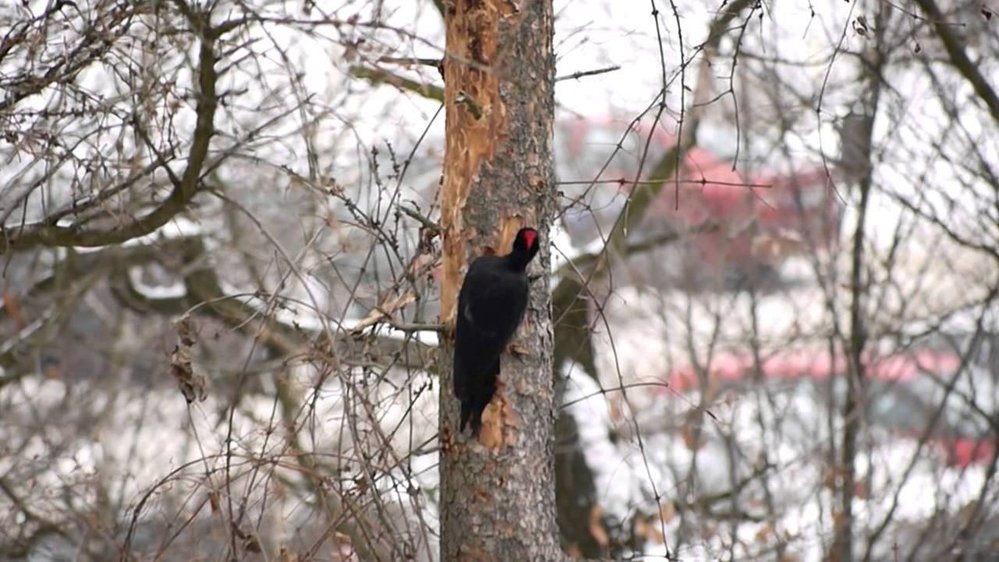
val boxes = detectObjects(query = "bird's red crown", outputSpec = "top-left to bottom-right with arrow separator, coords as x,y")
520,228 -> 537,250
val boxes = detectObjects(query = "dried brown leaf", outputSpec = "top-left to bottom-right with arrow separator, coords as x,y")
633,513 -> 665,543
170,314 -> 207,403
589,505 -> 610,547
2,283 -> 25,329
350,290 -> 417,334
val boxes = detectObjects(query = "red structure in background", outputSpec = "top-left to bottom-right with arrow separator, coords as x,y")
663,348 -> 994,468
556,118 -> 993,467
556,118 -> 842,278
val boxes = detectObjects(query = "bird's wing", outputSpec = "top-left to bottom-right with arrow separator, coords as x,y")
457,258 -> 506,330
460,260 -> 528,344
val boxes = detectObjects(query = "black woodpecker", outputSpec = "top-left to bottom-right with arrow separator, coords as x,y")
452,227 -> 540,435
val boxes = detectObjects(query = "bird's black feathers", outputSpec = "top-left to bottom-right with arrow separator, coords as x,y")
453,227 -> 540,435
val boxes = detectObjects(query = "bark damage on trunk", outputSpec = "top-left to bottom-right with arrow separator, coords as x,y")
439,0 -> 561,560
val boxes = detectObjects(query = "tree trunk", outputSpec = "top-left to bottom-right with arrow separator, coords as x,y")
552,275 -> 605,557
831,6 -> 886,560
438,0 -> 561,561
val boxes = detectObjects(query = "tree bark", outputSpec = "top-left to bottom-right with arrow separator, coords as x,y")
438,0 -> 561,561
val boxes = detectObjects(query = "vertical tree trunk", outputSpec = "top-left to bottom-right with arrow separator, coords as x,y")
831,6 -> 887,561
553,276 -> 604,557
438,0 -> 561,560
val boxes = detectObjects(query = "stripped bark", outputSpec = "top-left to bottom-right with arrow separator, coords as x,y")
438,0 -> 562,560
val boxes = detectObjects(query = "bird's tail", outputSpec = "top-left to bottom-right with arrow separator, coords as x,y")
459,357 -> 501,436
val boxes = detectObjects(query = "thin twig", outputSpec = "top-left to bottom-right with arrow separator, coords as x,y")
556,65 -> 622,82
